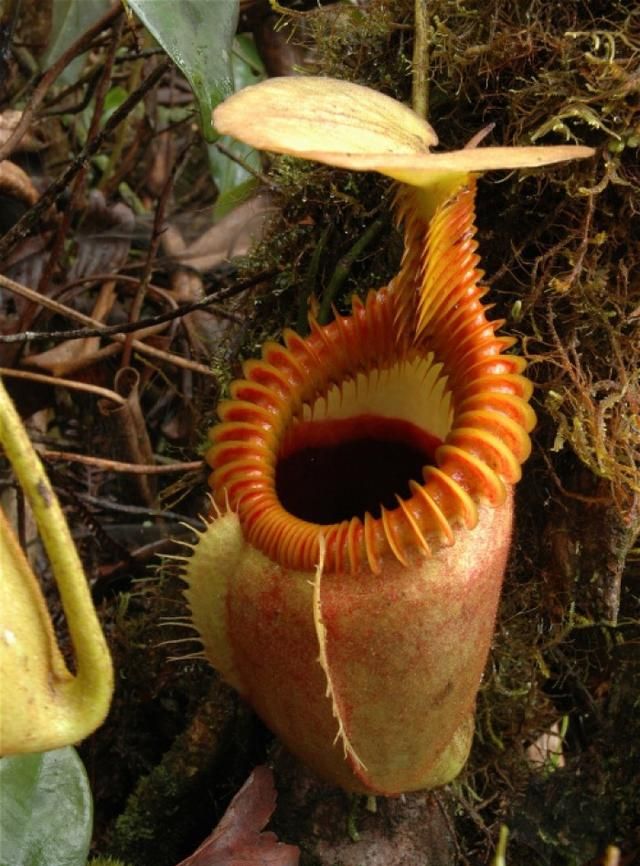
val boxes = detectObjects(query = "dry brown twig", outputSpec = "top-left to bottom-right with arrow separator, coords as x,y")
25,280 -> 117,376
0,273 -> 217,377
0,365 -> 125,405
0,3 -> 124,162
36,16 -> 126,299
0,59 -> 171,263
0,276 -> 255,344
40,451 -> 203,475
121,141 -> 195,369
0,367 -> 203,481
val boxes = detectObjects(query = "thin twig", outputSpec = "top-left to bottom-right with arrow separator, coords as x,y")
77,492 -> 205,528
412,0 -> 430,119
0,273 -> 110,327
0,59 -> 171,262
41,450 -> 204,475
318,219 -> 385,323
37,15 -> 125,300
98,47 -> 145,193
0,366 -> 126,404
541,451 -> 612,505
122,140 -> 194,368
0,2 -> 123,161
42,63 -> 104,117
0,271 -> 274,344
0,273 -> 217,377
214,140 -> 276,189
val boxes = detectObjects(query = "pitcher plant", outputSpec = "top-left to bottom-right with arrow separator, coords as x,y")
183,77 -> 594,795
0,377 -> 113,755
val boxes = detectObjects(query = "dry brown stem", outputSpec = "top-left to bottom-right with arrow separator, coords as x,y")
0,3 -> 123,162
0,365 -> 125,404
40,450 -> 203,475
36,16 -> 125,299
121,141 -> 194,369
0,273 -> 218,377
98,367 -> 159,505
0,59 -> 171,262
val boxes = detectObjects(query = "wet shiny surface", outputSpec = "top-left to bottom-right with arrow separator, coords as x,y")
276,418 -> 439,523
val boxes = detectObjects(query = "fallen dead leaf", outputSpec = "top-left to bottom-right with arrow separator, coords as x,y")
0,159 -> 39,206
0,111 -> 43,151
176,765 -> 299,866
172,192 -> 276,273
24,280 -> 117,376
69,190 -> 135,279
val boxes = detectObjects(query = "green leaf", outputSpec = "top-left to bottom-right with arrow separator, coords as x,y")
127,0 -> 239,141
210,173 -> 258,221
101,86 -> 129,126
41,0 -> 112,85
209,35 -> 265,219
0,747 -> 93,866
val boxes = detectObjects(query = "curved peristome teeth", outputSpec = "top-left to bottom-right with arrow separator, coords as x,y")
206,168 -> 537,575
300,355 -> 452,443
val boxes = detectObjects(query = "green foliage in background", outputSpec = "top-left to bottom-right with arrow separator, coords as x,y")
127,0 -> 239,140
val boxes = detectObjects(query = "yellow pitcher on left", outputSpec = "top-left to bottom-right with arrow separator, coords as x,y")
0,377 -> 113,755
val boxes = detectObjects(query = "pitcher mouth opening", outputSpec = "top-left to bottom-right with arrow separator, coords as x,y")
276,416 -> 440,524
207,294 -> 532,575
274,349 -> 453,526
207,186 -> 535,575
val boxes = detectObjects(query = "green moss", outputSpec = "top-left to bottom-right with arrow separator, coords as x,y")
88,859 -> 131,866
234,156 -> 397,359
103,682 -> 241,866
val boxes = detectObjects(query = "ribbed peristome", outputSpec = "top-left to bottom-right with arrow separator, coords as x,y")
207,179 -> 535,574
